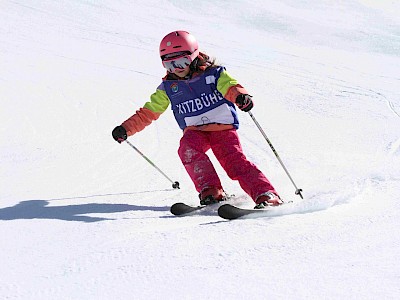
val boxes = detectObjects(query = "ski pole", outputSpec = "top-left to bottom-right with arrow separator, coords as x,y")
248,111 -> 303,199
125,140 -> 180,189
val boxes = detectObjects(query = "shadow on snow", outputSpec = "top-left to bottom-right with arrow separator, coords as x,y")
0,199 -> 170,223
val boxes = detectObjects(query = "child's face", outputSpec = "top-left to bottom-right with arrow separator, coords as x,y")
173,66 -> 190,78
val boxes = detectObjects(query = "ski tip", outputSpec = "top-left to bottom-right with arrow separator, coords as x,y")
218,203 -> 266,220
217,204 -> 239,220
170,202 -> 204,216
170,202 -> 186,215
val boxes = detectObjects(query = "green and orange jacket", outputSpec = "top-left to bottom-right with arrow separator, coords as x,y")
122,66 -> 248,136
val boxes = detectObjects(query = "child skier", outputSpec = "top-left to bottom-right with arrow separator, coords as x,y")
112,30 -> 283,208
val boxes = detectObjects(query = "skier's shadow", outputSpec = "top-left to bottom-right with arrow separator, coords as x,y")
0,200 -> 169,223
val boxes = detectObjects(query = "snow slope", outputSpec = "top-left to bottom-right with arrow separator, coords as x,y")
1,0 -> 399,299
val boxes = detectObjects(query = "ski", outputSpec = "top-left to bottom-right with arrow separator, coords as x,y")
170,194 -> 235,216
218,203 -> 275,220
170,202 -> 206,216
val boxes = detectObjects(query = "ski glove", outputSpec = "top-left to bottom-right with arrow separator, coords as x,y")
235,94 -> 254,112
112,125 -> 127,143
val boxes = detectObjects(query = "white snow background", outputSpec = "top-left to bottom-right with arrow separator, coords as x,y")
1,0 -> 400,299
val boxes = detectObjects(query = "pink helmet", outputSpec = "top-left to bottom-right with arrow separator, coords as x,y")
159,31 -> 199,61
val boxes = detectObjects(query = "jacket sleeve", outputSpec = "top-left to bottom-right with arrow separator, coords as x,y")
216,69 -> 248,104
122,87 -> 170,136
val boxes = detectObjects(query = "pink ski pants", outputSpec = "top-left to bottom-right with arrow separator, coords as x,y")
178,129 -> 277,201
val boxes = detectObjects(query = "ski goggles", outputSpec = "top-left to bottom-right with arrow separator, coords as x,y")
162,54 -> 193,73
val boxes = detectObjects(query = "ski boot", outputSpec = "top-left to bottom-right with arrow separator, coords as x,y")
254,192 -> 283,209
199,187 -> 225,206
